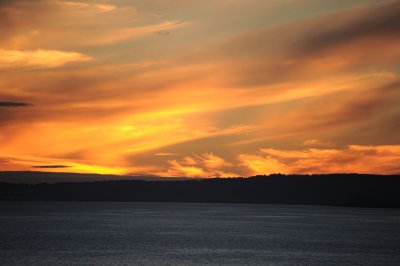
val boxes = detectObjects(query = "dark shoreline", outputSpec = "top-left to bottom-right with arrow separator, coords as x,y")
1,173 -> 399,208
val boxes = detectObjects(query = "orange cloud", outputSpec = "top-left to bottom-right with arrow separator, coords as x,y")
194,153 -> 231,169
145,145 -> 400,178
63,1 -> 117,13
238,154 -> 286,176
153,152 -> 238,178
164,160 -> 205,177
0,49 -> 91,68
240,145 -> 400,175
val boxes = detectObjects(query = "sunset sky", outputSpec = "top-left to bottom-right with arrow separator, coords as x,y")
1,0 -> 400,177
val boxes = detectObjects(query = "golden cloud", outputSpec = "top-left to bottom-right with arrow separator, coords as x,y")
0,49 -> 91,68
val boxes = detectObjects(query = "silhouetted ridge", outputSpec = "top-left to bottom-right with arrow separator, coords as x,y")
0,173 -> 399,208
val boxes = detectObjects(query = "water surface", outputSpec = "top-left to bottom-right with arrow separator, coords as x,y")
1,202 -> 399,265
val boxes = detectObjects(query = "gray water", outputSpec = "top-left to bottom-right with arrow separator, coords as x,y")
0,202 -> 399,265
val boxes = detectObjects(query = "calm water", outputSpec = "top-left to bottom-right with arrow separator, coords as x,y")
0,202 -> 399,265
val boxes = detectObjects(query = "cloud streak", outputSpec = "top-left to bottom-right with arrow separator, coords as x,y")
0,101 -> 31,107
0,49 -> 92,68
32,165 -> 70,169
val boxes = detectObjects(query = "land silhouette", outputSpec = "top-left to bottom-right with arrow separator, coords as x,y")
1,171 -> 399,208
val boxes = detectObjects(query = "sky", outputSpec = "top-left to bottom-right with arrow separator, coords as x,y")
0,0 -> 400,177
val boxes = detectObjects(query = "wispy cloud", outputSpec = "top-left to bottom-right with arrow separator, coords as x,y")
83,20 -> 186,46
63,1 -> 117,13
154,152 -> 178,156
0,49 -> 91,68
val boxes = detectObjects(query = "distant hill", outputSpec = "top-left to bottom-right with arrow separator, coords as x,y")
0,171 -> 189,184
0,172 -> 399,208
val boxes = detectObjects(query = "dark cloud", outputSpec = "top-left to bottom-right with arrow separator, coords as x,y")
333,81 -> 399,123
0,101 -> 32,107
300,1 -> 400,54
211,0 -> 400,88
32,165 -> 70,169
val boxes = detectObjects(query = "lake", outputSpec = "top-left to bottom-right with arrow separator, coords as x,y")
0,202 -> 399,265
